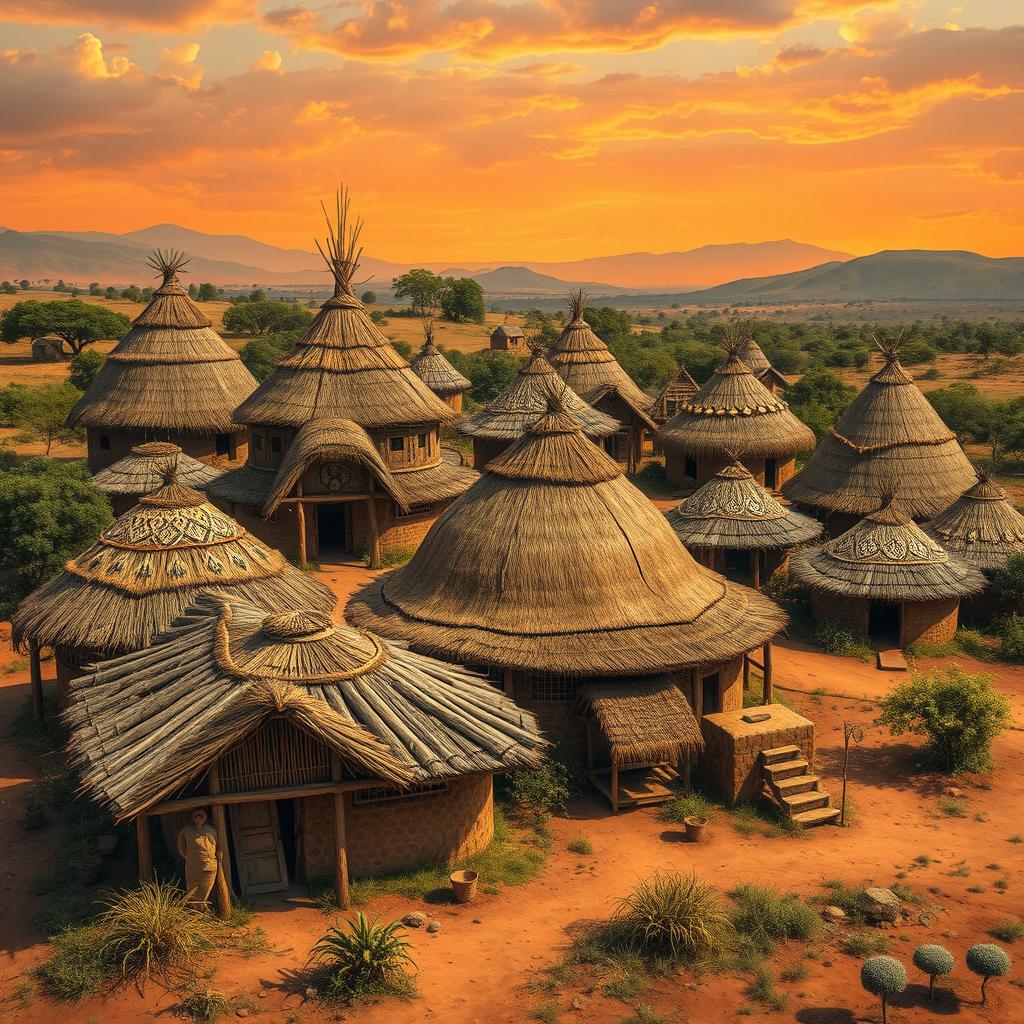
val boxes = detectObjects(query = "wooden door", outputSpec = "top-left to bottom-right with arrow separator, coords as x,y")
229,801 -> 288,895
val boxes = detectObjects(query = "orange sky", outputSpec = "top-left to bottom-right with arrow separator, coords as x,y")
0,2 -> 1021,260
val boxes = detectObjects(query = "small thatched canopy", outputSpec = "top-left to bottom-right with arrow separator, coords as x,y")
12,481 -> 334,656
923,474 -> 1024,571
91,442 -> 224,497
548,291 -> 656,426
348,409 -> 786,675
575,680 -> 704,766
736,336 -> 789,389
68,250 -> 257,433
782,346 -> 977,519
790,499 -> 986,601
410,323 -> 470,397
666,460 -> 823,551
656,350 -> 815,459
651,365 -> 699,423
65,593 -> 546,819
459,350 -> 618,442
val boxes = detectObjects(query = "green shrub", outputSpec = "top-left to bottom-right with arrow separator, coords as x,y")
657,791 -> 715,824
912,944 -> 954,999
748,964 -> 788,1012
729,885 -> 818,955
780,962 -> 809,982
990,552 -> 1024,605
36,926 -> 106,1000
504,750 -> 579,816
308,914 -> 415,1004
812,620 -> 873,662
860,956 -> 907,1024
820,880 -> 867,923
938,797 -> 967,817
965,943 -> 1011,1004
990,919 -> 1024,943
998,614 -> 1024,662
567,837 -> 593,856
844,931 -> 891,957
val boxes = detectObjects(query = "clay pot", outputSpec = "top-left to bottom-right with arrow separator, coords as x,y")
450,869 -> 479,904
683,815 -> 708,842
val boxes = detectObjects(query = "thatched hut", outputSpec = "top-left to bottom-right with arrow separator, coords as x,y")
410,322 -> 470,412
348,409 -> 786,810
656,350 -> 815,490
68,251 -> 256,472
651,364 -> 699,427
210,194 -> 476,565
458,350 -> 619,467
65,592 -> 545,908
666,459 -> 822,588
490,323 -> 527,352
92,441 -> 224,514
736,336 -> 789,394
782,345 -> 977,530
790,499 -> 986,648
547,291 -> 656,472
12,480 -> 334,707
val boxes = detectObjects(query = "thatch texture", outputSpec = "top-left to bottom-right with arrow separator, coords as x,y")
347,411 -> 786,675
923,475 -> 1024,571
666,460 -> 823,551
651,365 -> 699,424
68,253 -> 256,433
411,326 -> 470,396
12,482 -> 334,656
458,351 -> 618,442
656,351 -> 815,459
91,442 -> 224,496
782,352 -> 977,518
65,593 -> 546,819
575,680 -> 704,766
735,336 -> 788,389
790,500 -> 986,601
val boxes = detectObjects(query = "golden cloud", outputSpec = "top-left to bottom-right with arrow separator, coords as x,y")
1,0 -> 257,30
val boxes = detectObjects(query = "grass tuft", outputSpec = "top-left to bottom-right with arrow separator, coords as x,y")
938,797 -> 968,818
842,931 -> 891,957
990,919 -> 1024,943
567,837 -> 593,856
729,885 -> 819,955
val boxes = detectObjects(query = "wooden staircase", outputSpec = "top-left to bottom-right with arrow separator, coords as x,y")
760,745 -> 840,827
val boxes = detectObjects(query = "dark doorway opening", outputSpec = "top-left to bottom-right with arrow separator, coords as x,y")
764,458 -> 778,489
702,672 -> 721,716
869,601 -> 901,646
317,503 -> 350,560
276,799 -> 297,881
685,455 -> 698,479
723,549 -> 752,585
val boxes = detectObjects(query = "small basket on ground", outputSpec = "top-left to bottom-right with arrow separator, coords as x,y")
450,869 -> 479,903
683,815 -> 708,842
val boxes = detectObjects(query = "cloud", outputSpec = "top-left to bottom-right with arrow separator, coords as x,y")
156,42 -> 203,89
64,32 -> 134,79
839,8 -> 913,48
250,50 -> 283,72
0,0 -> 257,30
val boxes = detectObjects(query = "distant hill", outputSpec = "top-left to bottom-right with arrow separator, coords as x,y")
468,265 -> 622,296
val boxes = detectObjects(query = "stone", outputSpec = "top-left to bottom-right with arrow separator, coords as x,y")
861,887 -> 901,924
236,1011 -> 249,1019
426,920 -> 442,933
257,992 -> 268,999
943,786 -> 964,799
570,997 -> 587,1011
822,905 -> 847,923
404,911 -> 427,928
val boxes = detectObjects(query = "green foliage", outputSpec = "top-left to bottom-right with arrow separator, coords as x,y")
222,300 -> 312,336
729,885 -> 819,955
990,552 -> 1024,605
0,382 -> 30,426
784,368 -> 857,443
657,791 -> 715,824
748,964 -> 788,1012
196,283 -> 218,302
36,926 -> 106,1000
998,614 -> 1024,662
913,944 -> 954,995
360,290 -> 377,304
966,943 -> 1011,1003
990,920 -> 1024,943
860,955 -> 907,997
899,337 -> 938,363
567,837 -> 593,856
441,277 -> 485,324
393,268 -> 445,316
66,349 -> 105,391
620,1006 -> 668,1024
505,750 -> 577,816
878,667 -> 1013,772
239,331 -> 302,381
447,348 -> 524,404
308,914 -> 415,1004
10,382 -> 84,455
938,797 -> 967,817
812,620 -> 874,662
844,932 -> 891,957
926,383 -> 998,442
1,299 -> 129,355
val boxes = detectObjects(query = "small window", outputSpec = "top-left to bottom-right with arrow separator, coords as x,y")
215,433 -> 231,457
417,432 -> 428,449
253,434 -> 263,451
389,436 -> 405,453
529,672 -> 576,702
685,456 -> 698,479
99,434 -> 110,450
352,781 -> 449,805
271,436 -> 282,453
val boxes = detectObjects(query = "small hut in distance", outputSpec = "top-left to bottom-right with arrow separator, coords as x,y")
736,336 -> 789,394
490,323 -> 527,353
651,364 -> 699,427
411,321 -> 470,412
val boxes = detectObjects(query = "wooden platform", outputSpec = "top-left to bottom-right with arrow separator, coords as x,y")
877,649 -> 908,672
590,764 -> 681,812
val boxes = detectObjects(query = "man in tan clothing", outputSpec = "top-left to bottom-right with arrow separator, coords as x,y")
177,808 -> 220,912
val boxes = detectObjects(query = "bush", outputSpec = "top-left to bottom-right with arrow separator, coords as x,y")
844,931 -> 891,957
998,614 -> 1024,662
567,837 -> 593,856
504,750 -> 578,817
990,553 -> 1024,605
812,620 -> 873,662
990,919 -> 1024,943
913,944 -> 954,999
861,956 -> 907,1023
308,914 -> 415,1004
36,926 -> 106,1000
878,667 -> 1013,772
657,791 -> 715,824
966,943 -> 1011,1004
66,349 -> 105,391
729,885 -> 818,955
748,963 -> 788,1012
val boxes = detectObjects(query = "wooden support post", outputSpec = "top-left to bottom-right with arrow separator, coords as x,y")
743,653 -> 750,692
29,641 -> 44,723
136,814 -> 154,883
502,669 -> 514,697
330,754 -> 351,910
295,480 -> 307,568
366,480 -> 382,569
207,762 -> 232,919
610,762 -> 619,815
762,641 -> 774,705
752,551 -> 761,590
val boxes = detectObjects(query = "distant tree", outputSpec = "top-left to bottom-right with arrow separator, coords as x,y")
104,287 -> 118,299
0,299 -> 130,356
447,350 -> 523,404
0,383 -> 30,426
784,368 -> 856,443
19,280 -> 30,290
66,349 -> 106,392
523,308 -> 560,346
391,339 -> 414,360
12,383 -> 84,456
197,282 -> 218,302
926,383 -> 997,443
1,281 -> 16,295
120,285 -> 145,303
223,300 -> 313,337
88,282 -> 101,296
440,278 -> 485,324
53,279 -> 66,292
239,332 -> 298,382
992,403 -> 1024,461
360,290 -> 377,305
370,310 -> 388,326
990,552 -> 1024,606
393,269 -> 445,316
187,283 -> 199,299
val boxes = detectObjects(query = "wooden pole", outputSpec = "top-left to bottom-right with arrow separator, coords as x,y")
208,762 -> 232,919
366,480 -> 382,569
502,669 -> 514,697
742,654 -> 750,693
610,761 -> 619,814
295,480 -> 307,568
752,551 -> 761,590
330,754 -> 351,910
136,814 -> 154,883
762,642 -> 774,705
29,642 -> 44,723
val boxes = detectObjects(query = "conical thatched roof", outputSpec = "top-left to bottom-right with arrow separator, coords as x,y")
458,350 -> 619,442
790,499 -> 986,601
347,410 -> 786,676
68,251 -> 257,433
666,460 -> 823,551
410,323 -> 470,396
923,474 -> 1024,571
548,291 -> 655,425
782,347 -> 977,518
91,442 -> 224,497
65,593 -> 546,819
735,336 -> 773,375
12,480 -> 334,656
656,350 -> 815,459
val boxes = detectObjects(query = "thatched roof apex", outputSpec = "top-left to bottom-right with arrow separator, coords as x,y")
91,443 -> 224,496
410,329 -> 470,395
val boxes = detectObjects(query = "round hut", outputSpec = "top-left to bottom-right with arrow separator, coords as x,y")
666,459 -> 822,588
65,592 -> 545,909
11,480 -> 334,705
68,250 -> 257,473
656,349 -> 815,490
348,409 -> 787,810
458,350 -> 619,467
782,343 -> 977,530
92,441 -> 225,514
790,499 -> 986,649
547,291 -> 655,472
736,336 -> 790,394
211,193 -> 476,566
410,322 -> 470,412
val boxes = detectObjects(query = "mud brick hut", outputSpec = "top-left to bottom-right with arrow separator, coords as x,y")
790,498 -> 986,648
65,593 -> 544,909
490,323 -> 527,353
210,193 -> 476,565
782,343 -> 977,532
11,480 -> 333,712
348,408 -> 786,812
547,291 -> 656,473
656,349 -> 815,491
410,322 -> 470,412
68,251 -> 256,473
91,441 -> 225,515
650,364 -> 699,427
665,459 -> 822,588
458,350 -> 619,467
736,336 -> 790,394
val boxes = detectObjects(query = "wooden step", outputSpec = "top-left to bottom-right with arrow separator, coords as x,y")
782,790 -> 830,813
877,649 -> 908,671
773,774 -> 821,797
761,745 -> 802,765
792,806 -> 841,827
763,759 -> 809,782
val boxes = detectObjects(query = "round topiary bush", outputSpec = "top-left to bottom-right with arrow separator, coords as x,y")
913,944 -> 954,1000
966,943 -> 1011,1004
861,956 -> 907,1024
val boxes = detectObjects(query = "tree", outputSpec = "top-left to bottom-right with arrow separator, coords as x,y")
0,299 -> 130,356
187,283 -> 199,299
446,350 -> 523,403
120,285 -> 145,303
0,383 -> 30,426
12,383 -> 84,456
393,269 -> 444,316
197,282 -> 218,302
360,290 -> 377,305
784,368 -> 856,443
912,945 -> 954,1000
991,403 -> 1024,461
1,281 -> 16,295
965,944 -> 1011,1004
990,552 -> 1024,606
223,300 -> 312,337
440,277 -> 485,324
926,383 -> 997,443
88,282 -> 101,296
239,332 -> 297,382
19,280 -> 30,290
66,349 -> 106,391
860,956 -> 906,1024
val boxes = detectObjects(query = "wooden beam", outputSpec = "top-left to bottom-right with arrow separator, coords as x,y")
295,481 -> 308,568
208,762 -> 232,920
136,814 -> 154,883
366,480 -> 382,569
276,494 -> 372,505
610,762 -> 619,814
29,642 -> 44,723
147,778 -> 383,816
330,753 -> 351,911
762,641 -> 774,705
502,669 -> 514,698
742,653 -> 750,692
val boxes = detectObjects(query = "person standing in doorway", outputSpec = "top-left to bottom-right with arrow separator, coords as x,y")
176,808 -> 220,912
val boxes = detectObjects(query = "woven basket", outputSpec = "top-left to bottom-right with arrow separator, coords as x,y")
450,869 -> 479,903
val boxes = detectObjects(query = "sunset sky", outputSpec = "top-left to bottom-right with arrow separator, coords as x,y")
1,2 -> 1021,261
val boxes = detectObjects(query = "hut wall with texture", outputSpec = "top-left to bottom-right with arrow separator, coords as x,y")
87,428 -> 247,474
665,454 -> 795,490
810,591 -> 870,635
472,436 -> 511,470
902,598 -> 960,646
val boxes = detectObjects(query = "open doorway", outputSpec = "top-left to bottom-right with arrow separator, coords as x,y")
723,549 -> 752,586
764,458 -> 778,489
869,601 -> 901,647
701,672 -> 721,716
317,503 -> 350,561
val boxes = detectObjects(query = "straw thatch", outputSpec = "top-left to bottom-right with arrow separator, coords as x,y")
790,499 -> 986,601
923,474 -> 1024,571
651,365 -> 699,424
410,322 -> 470,397
666,460 -> 823,551
458,350 -> 619,442
68,251 -> 256,433
11,481 -> 334,656
547,291 -> 656,426
736,336 -> 789,390
656,350 -> 815,459
91,442 -> 224,497
782,347 -> 977,518
65,593 -> 546,819
347,410 -> 786,676
575,680 -> 704,766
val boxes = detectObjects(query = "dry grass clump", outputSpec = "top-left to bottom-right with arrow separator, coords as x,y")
729,884 -> 819,955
